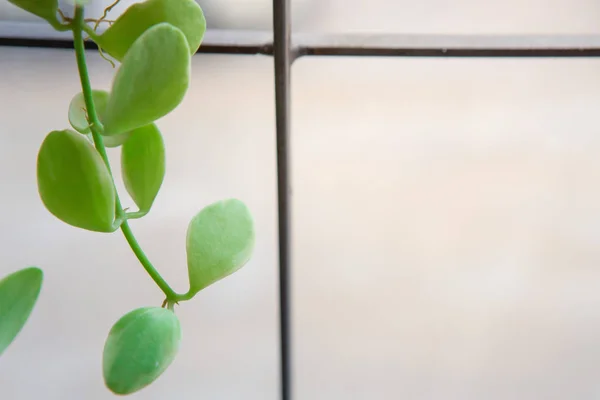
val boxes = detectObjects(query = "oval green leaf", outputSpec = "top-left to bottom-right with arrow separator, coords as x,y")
96,0 -> 206,62
101,23 -> 191,136
186,199 -> 255,296
103,307 -> 181,395
0,267 -> 43,356
68,90 -> 109,134
37,129 -> 116,232
8,0 -> 60,28
121,123 -> 165,213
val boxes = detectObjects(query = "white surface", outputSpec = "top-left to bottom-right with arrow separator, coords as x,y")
292,56 -> 600,399
312,0 -> 600,34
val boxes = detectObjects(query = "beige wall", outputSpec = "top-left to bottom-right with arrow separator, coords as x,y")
3,1 -> 600,399
293,56 -> 600,400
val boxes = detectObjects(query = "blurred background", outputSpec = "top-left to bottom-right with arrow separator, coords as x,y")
3,0 -> 600,399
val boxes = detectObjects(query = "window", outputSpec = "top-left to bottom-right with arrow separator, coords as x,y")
2,1 -> 600,399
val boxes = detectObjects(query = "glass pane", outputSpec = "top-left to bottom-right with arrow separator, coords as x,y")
0,48 -> 278,400
292,57 -> 600,399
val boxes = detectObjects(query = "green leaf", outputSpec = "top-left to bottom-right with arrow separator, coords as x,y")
68,90 -> 109,135
186,199 -> 255,296
0,267 -> 43,356
121,123 -> 165,213
103,131 -> 132,148
95,0 -> 206,62
37,129 -> 116,232
101,23 -> 191,136
7,0 -> 60,28
67,90 -> 129,147
103,307 -> 181,395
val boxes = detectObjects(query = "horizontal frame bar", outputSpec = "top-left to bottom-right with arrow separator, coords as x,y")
294,33 -> 600,58
3,22 -> 600,57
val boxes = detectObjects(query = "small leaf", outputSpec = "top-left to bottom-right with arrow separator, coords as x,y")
103,131 -> 132,148
37,129 -> 116,232
68,90 -> 128,147
103,307 -> 181,395
8,0 -> 60,28
101,23 -> 191,136
68,90 -> 109,135
121,123 -> 165,213
186,199 -> 255,296
0,267 -> 43,356
96,0 -> 206,62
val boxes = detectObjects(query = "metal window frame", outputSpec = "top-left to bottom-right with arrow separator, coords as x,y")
3,0 -> 600,399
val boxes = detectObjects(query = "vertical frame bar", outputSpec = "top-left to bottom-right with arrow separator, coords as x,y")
273,0 -> 292,400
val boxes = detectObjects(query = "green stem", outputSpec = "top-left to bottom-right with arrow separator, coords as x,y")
50,18 -> 72,32
120,222 -> 179,300
72,6 -> 184,302
82,24 -> 101,42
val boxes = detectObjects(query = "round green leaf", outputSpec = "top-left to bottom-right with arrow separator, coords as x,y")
0,267 -> 43,356
121,123 -> 165,213
101,23 -> 191,136
37,129 -> 116,232
68,90 -> 109,135
103,307 -> 181,395
186,199 -> 255,296
8,0 -> 60,28
96,0 -> 206,62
